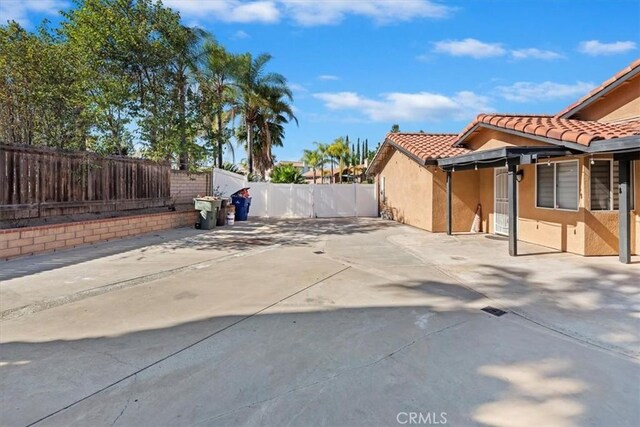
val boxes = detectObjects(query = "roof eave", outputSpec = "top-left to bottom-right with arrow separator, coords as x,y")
367,138 -> 437,176
558,66 -> 640,119
457,123 -> 594,153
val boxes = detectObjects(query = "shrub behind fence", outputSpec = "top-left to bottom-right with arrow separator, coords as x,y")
0,144 -> 171,220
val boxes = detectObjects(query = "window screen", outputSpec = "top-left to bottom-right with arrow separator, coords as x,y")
591,160 -> 634,210
613,161 -> 634,210
536,164 -> 554,208
591,161 -> 611,210
556,162 -> 578,210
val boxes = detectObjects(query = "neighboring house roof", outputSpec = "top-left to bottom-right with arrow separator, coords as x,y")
367,132 -> 469,175
556,58 -> 640,119
302,169 -> 331,178
278,161 -> 304,167
455,113 -> 640,148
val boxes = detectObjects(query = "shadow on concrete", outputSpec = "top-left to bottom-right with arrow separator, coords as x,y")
0,301 -> 615,427
383,263 -> 640,359
0,218 -> 394,281
1,263 -> 639,426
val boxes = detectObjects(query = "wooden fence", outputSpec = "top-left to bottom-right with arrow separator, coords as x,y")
1,144 -> 171,220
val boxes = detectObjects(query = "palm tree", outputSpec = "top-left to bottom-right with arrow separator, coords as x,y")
233,53 -> 295,176
251,85 -> 297,176
301,149 -> 323,184
326,142 -> 340,184
199,40 -> 238,167
328,137 -> 350,183
314,142 -> 329,184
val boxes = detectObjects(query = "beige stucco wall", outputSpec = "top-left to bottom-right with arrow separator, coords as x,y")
573,75 -> 640,123
377,130 -> 638,257
378,149 -> 434,231
377,149 -> 480,232
465,129 -> 639,256
432,168 -> 480,232
477,155 -> 638,256
582,159 -> 639,256
464,130 -> 549,152
517,159 -> 586,255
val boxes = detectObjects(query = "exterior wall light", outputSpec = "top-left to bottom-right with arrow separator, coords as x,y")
516,169 -> 524,182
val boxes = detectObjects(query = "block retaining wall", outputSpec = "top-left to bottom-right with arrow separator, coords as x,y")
170,170 -> 211,205
0,210 -> 198,260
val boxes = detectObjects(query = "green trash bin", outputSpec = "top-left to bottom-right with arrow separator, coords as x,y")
194,198 -> 222,230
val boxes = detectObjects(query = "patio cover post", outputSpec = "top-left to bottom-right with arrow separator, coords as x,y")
446,170 -> 452,235
508,164 -> 518,256
618,159 -> 631,264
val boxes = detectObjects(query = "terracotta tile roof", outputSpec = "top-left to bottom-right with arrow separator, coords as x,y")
386,132 -> 469,160
556,58 -> 640,118
456,113 -> 640,147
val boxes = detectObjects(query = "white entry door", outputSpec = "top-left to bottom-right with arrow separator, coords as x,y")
494,167 -> 509,235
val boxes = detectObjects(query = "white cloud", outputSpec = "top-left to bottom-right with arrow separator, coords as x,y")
165,0 -> 451,25
0,0 -> 67,27
317,75 -> 340,81
279,0 -> 451,26
578,40 -> 637,56
496,81 -> 595,103
231,30 -> 251,39
511,48 -> 563,60
433,38 -> 506,59
164,0 -> 280,24
289,83 -> 308,93
313,90 -> 492,122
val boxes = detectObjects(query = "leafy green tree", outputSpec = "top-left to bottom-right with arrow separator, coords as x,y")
270,163 -> 305,184
1,0 -> 296,171
0,22 -> 91,149
390,124 -> 400,133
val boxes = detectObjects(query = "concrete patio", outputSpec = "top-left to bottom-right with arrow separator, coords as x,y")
1,218 -> 638,426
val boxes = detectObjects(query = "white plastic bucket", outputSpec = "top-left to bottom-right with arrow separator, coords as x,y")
226,213 -> 235,225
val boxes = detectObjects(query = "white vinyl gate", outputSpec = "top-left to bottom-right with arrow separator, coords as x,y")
494,167 -> 509,235
211,168 -> 377,218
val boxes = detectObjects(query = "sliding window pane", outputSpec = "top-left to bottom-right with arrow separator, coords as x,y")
536,164 -> 554,208
591,161 -> 611,210
556,162 -> 578,210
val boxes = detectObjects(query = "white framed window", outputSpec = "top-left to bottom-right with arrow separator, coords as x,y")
380,176 -> 386,202
590,160 -> 635,211
536,160 -> 579,211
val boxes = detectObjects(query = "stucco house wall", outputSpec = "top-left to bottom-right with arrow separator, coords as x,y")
378,149 -> 435,231
463,130 -> 549,152
471,154 -> 639,256
570,74 -> 640,123
377,149 -> 480,233
431,168 -> 479,232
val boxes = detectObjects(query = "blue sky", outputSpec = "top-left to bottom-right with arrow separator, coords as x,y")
2,0 -> 639,163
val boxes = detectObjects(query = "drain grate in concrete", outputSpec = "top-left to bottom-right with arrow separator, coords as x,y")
313,251 -> 324,254
481,306 -> 507,317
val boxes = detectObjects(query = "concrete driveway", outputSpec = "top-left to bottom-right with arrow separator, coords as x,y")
1,219 -> 639,426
